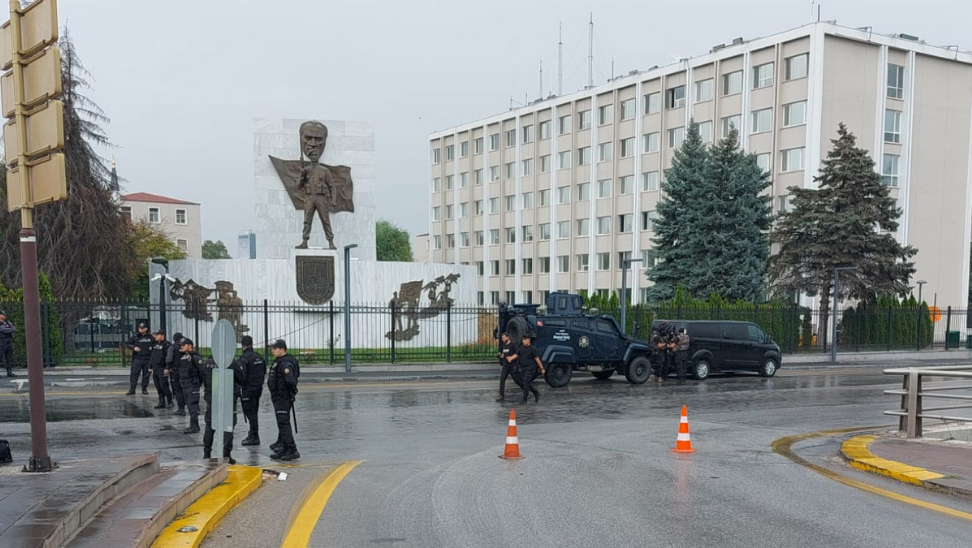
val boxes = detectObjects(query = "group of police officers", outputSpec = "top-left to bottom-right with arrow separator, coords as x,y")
126,322 -> 302,463
649,326 -> 691,384
495,331 -> 546,403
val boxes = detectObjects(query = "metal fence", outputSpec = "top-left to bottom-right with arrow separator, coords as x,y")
0,300 -> 967,367
884,365 -> 972,437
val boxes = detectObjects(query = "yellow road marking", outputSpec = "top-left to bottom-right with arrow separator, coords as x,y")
772,428 -> 972,523
280,460 -> 363,548
841,435 -> 944,485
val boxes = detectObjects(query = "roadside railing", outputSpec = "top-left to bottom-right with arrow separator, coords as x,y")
884,365 -> 972,437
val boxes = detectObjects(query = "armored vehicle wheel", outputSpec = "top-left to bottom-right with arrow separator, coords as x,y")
506,316 -> 530,342
591,370 -> 615,380
624,356 -> 651,384
545,363 -> 572,388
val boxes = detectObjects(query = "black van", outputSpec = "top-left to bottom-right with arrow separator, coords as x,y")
651,320 -> 782,380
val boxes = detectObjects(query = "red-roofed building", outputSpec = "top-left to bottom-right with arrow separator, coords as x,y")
121,192 -> 202,258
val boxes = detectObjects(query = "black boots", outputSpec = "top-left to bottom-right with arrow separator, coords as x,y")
125,386 -> 136,396
153,400 -> 166,409
270,448 -> 299,461
184,419 -> 200,434
241,436 -> 260,446
142,386 -> 149,395
173,408 -> 186,416
5,368 -> 15,378
166,398 -> 174,409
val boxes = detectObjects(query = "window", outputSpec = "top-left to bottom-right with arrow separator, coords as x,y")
446,145 -> 454,160
476,231 -> 484,245
643,171 -> 659,191
431,206 -> 441,221
557,256 -> 570,273
579,110 -> 592,130
668,127 -> 685,148
539,189 -> 550,206
598,104 -> 614,125
175,209 -> 187,225
540,155 -> 551,173
489,197 -> 500,213
783,101 -> 807,127
432,148 -> 441,164
751,108 -> 773,134
777,195 -> 794,213
577,182 -> 590,201
644,92 -> 661,113
490,229 -> 500,244
474,137 -> 483,154
148,207 -> 160,223
539,257 -> 551,273
618,251 -> 632,267
557,186 -> 571,204
722,115 -> 741,138
887,64 -> 905,99
577,254 -> 590,272
446,175 -> 454,189
522,259 -> 534,274
489,133 -> 500,151
539,120 -> 551,140
505,195 -> 515,212
698,121 -> 713,143
641,210 -> 659,231
475,262 -> 484,276
522,125 -> 534,144
598,142 -> 613,162
644,132 -> 660,153
177,239 -> 188,254
884,109 -> 902,143
597,216 -> 611,235
578,146 -> 591,166
882,154 -> 900,187
597,252 -> 611,271
445,205 -> 453,219
785,53 -> 809,80
522,159 -> 534,176
618,214 -> 633,233
642,249 -> 659,269
505,162 -> 515,179
506,129 -> 516,147
666,85 -> 686,109
620,98 -> 636,120
460,232 -> 469,247
539,223 -> 551,240
478,291 -> 484,305
619,175 -> 634,195
695,79 -> 714,102
620,137 -> 636,158
459,172 -> 468,187
597,179 -> 612,198
459,202 -> 468,217
522,225 -> 534,242
557,151 -> 572,170
557,221 -> 570,239
506,259 -> 516,275
459,141 -> 469,157
558,114 -> 572,134
488,166 -> 499,182
506,291 -> 516,304
723,71 -> 743,95
756,153 -> 771,174
781,147 -> 805,172
576,218 -> 590,236
753,62 -> 774,89
446,234 -> 455,248
522,192 -> 533,209
432,177 -> 441,191
120,206 -> 132,223
491,291 -> 500,305
475,169 -> 484,185
433,235 -> 442,249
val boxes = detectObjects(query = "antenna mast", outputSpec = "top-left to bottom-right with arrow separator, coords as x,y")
539,58 -> 544,99
587,14 -> 594,88
558,22 -> 563,95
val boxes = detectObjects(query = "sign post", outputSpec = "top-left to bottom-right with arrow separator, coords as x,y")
1,0 -> 65,473
210,320 -> 237,454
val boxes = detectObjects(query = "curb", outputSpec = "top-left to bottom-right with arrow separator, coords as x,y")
150,465 -> 263,548
840,435 -> 972,499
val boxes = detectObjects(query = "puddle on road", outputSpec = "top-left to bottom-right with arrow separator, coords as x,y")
0,398 -> 153,423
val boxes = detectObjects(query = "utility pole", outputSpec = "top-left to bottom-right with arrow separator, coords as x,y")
1,0 -> 66,473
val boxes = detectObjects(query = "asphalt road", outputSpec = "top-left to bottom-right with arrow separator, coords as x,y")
3,369 -> 972,547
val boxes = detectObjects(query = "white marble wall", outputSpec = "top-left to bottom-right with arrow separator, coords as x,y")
253,118 -> 378,261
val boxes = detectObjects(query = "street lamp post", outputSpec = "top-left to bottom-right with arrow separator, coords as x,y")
151,258 -> 170,335
916,279 -> 927,351
344,244 -> 358,373
831,266 -> 858,363
620,258 -> 643,335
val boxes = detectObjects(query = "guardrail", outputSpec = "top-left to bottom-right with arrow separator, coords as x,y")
884,365 -> 972,437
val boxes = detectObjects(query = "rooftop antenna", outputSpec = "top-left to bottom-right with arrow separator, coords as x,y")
539,58 -> 544,99
611,58 -> 615,80
558,22 -> 563,95
587,14 -> 594,88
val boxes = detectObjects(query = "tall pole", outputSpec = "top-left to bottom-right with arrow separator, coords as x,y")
557,22 -> 563,96
344,244 -> 357,373
916,281 -> 927,351
619,259 -> 642,336
587,14 -> 594,88
831,269 -> 839,363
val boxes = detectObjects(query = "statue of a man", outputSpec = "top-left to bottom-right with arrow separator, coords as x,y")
296,121 -> 337,250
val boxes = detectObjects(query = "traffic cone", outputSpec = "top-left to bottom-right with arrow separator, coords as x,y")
671,405 -> 696,454
499,409 -> 524,460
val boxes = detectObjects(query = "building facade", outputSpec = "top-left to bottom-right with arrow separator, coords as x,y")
238,230 -> 257,259
413,233 -> 430,262
428,22 -> 972,308
121,192 -> 203,259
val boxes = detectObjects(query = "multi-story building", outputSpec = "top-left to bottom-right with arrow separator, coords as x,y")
238,230 -> 257,259
413,233 -> 430,262
121,192 -> 203,258
428,22 -> 972,308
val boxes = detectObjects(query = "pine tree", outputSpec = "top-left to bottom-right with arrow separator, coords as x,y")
769,124 -> 916,341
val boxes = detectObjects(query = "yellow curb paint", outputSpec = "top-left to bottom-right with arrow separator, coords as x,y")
151,465 -> 263,548
840,435 -> 945,486
773,429 -> 972,524
280,460 -> 363,548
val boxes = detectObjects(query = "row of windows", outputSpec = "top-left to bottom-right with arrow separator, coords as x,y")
463,250 -> 661,279
122,206 -> 189,226
477,288 -> 659,306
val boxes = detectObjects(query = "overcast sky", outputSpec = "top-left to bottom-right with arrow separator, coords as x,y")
59,0 -> 972,255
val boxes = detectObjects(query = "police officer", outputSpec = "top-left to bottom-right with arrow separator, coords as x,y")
674,328 -> 691,384
495,332 -> 517,402
649,329 -> 664,382
0,310 -> 16,378
268,339 -> 300,461
237,336 -> 267,446
509,333 -> 545,404
149,330 -> 173,409
166,333 -> 186,415
126,322 -> 154,395
202,354 -> 244,463
178,338 -> 204,434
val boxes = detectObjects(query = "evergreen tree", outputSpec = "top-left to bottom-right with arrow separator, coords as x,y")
645,121 -> 708,302
769,124 -> 916,341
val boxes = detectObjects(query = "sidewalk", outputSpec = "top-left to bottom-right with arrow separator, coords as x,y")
841,435 -> 972,499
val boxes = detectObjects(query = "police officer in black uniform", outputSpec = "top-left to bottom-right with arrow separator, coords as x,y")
202,354 -> 244,463
149,330 -> 173,409
166,333 -> 186,415
178,338 -> 204,434
509,333 -> 545,404
126,322 -> 154,395
674,328 -> 691,385
268,339 -> 300,461
237,336 -> 267,446
495,332 -> 518,402
0,310 -> 16,378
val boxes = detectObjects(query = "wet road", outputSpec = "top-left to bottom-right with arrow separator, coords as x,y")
2,369 -> 971,547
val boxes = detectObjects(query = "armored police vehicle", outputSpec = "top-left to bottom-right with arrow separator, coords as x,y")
497,292 -> 654,388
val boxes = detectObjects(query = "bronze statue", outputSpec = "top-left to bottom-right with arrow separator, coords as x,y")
268,120 -> 356,249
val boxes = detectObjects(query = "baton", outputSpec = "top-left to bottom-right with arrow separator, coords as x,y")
291,400 -> 298,434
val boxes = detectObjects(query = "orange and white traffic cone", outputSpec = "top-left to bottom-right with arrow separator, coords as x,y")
499,409 -> 524,460
671,405 -> 696,454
